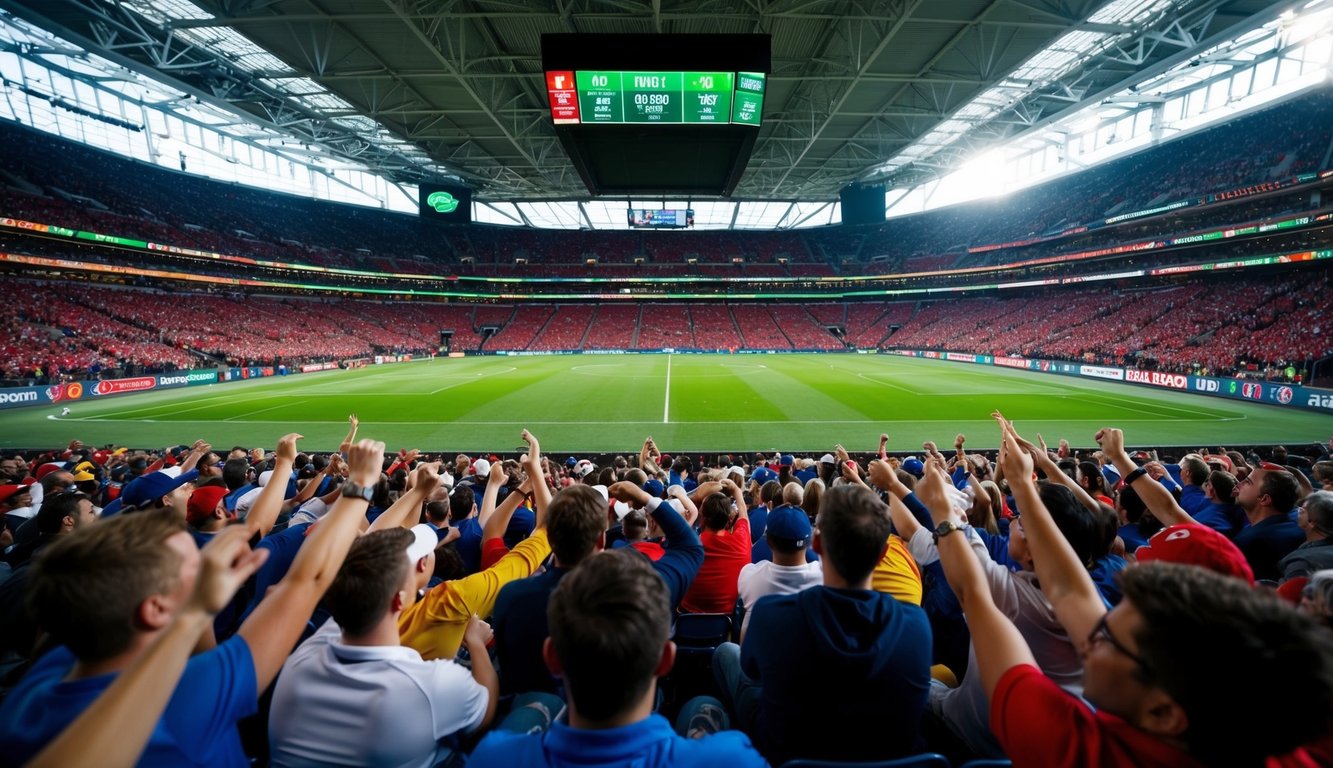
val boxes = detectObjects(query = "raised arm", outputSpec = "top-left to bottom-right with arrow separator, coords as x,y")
1017,432 -> 1112,519
239,438 -> 385,691
244,433 -> 301,539
368,462 -> 442,533
1095,427 -> 1194,528
520,429 -> 550,529
609,481 -> 703,609
870,460 -> 924,542
461,614 -> 499,732
177,440 -> 210,474
997,415 -> 1106,643
721,478 -> 747,520
918,456 -> 1036,699
482,476 -> 528,543
476,461 -> 507,530
338,413 -> 359,455
25,527 -> 268,768
666,484 -> 699,527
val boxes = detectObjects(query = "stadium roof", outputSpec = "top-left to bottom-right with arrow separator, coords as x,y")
0,0 -> 1287,202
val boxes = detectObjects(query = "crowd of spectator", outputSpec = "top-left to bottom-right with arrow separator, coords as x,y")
2,418 -> 1332,767
1,263 -> 1326,385
3,84 -> 1329,293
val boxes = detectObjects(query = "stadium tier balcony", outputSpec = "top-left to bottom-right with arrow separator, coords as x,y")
635,304 -> 694,349
584,305 -> 640,350
529,305 -> 595,352
689,305 -> 744,351
731,305 -> 794,350
486,305 -> 554,351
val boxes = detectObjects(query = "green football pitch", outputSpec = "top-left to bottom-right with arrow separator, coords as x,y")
3,354 -> 1330,453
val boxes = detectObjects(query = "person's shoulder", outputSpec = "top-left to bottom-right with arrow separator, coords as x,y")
468,729 -> 543,767
672,729 -> 768,766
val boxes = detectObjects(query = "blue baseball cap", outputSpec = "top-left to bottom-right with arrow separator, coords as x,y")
750,466 -> 778,486
766,505 -> 811,547
901,458 -> 925,478
121,469 -> 199,510
565,456 -> 578,467
779,454 -> 795,467
642,479 -> 665,498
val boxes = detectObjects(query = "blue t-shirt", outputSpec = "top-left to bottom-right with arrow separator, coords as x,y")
236,522 -> 312,627
455,517 -> 484,575
467,714 -> 766,768
493,567 -> 570,696
742,585 -> 931,765
747,504 -> 769,544
0,636 -> 258,767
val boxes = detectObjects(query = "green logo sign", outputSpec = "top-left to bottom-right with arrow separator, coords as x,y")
426,191 -> 460,213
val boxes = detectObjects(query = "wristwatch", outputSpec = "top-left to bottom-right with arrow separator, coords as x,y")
340,480 -> 374,502
934,519 -> 966,542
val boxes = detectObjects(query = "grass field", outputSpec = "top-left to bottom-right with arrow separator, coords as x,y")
2,354 -> 1331,453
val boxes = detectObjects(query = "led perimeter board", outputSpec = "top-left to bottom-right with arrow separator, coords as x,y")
541,34 -> 771,197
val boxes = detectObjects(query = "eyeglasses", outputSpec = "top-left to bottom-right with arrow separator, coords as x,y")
1087,613 -> 1152,673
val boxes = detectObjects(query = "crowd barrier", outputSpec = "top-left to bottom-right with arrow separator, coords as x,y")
886,349 -> 1333,415
0,353 -> 431,410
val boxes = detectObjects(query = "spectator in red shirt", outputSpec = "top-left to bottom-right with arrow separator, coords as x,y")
925,420 -> 1333,768
678,479 -> 750,615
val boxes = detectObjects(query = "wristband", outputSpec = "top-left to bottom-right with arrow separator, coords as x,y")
1123,467 -> 1149,485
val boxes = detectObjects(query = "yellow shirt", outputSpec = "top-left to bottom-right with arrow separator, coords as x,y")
871,534 -> 922,605
398,529 -> 550,661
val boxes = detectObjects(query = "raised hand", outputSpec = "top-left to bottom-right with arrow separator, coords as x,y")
521,429 -> 541,462
1094,427 -> 1125,457
607,480 -> 651,506
347,439 -> 386,487
275,433 -> 302,463
489,460 -> 509,486
188,526 -> 271,615
463,614 -> 493,649
412,462 -> 444,496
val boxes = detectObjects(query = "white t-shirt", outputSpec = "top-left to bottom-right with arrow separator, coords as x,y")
737,559 -> 823,637
910,527 -> 1084,758
269,620 -> 489,768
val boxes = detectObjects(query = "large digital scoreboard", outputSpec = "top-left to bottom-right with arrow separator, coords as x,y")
544,70 -> 766,126
541,33 -> 771,196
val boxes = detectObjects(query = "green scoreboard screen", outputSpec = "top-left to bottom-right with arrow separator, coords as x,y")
545,70 -> 765,126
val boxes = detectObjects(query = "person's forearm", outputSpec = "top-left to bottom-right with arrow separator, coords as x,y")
529,465 -> 551,529
368,486 -> 426,533
1109,451 -> 1193,526
290,466 -> 330,507
901,492 -> 933,530
1009,479 -> 1103,616
477,482 -> 501,528
482,490 -> 524,541
887,494 -> 923,541
26,606 -> 213,768
467,638 -> 500,730
937,529 -> 1037,698
246,456 -> 294,538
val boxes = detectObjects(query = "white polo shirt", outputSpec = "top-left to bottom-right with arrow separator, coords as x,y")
269,620 -> 489,768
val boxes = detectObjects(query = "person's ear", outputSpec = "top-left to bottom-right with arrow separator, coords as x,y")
812,529 -> 823,557
542,637 -> 563,678
137,594 -> 174,631
654,640 -> 676,679
595,530 -> 606,552
1137,687 -> 1189,740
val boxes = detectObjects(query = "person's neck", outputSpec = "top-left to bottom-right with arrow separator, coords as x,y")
822,567 -> 871,591
772,550 -> 807,567
68,633 -> 154,681
1246,505 -> 1283,525
566,685 -> 655,730
341,614 -> 404,648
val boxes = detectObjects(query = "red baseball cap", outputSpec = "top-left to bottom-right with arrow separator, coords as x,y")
0,482 -> 35,504
1134,524 -> 1254,585
186,485 -> 229,526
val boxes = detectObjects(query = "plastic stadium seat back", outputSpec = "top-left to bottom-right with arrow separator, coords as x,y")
672,613 -> 733,648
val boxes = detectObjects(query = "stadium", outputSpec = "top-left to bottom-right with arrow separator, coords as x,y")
1,1 -> 1333,767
